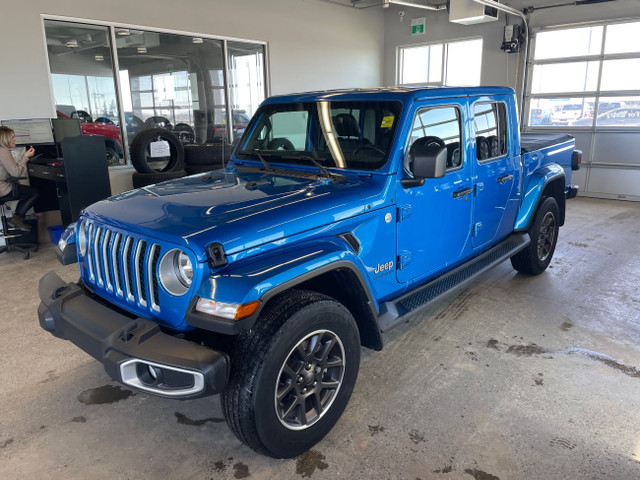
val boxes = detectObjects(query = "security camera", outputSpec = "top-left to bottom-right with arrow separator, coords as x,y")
399,10 -> 405,17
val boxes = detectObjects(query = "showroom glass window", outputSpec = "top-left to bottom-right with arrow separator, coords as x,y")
43,19 -> 267,166
44,21 -> 124,165
526,21 -> 640,128
398,38 -> 483,87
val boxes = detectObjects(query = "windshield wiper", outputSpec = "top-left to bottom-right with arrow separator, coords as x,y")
255,151 -> 273,171
297,155 -> 345,183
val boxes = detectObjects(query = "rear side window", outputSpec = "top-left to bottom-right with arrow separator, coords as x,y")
407,106 -> 463,172
474,102 -> 508,161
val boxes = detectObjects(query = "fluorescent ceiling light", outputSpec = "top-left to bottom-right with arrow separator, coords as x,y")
137,47 -> 147,54
65,40 -> 78,48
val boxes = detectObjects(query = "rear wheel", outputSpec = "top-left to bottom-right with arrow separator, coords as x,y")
222,290 -> 360,458
511,196 -> 559,275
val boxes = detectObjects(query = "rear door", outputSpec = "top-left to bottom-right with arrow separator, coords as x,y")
471,99 -> 518,248
396,99 -> 473,283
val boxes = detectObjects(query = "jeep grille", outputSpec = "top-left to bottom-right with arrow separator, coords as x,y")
80,219 -> 161,313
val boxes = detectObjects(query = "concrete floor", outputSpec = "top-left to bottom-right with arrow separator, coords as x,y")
1,197 -> 640,480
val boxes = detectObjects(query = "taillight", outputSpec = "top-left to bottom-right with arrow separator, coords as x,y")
572,150 -> 582,171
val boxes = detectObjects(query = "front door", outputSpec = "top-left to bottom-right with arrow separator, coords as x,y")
396,101 -> 473,284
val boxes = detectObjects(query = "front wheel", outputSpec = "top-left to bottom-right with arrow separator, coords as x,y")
511,196 -> 560,275
222,290 -> 360,458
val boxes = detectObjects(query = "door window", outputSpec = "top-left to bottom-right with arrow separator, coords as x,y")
473,102 -> 508,161
407,106 -> 462,172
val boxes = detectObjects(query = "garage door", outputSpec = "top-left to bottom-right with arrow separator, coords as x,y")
524,21 -> 640,202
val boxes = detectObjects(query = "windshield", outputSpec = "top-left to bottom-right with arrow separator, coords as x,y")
236,100 -> 403,171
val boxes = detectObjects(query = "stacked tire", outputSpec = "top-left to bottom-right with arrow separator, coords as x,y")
184,143 -> 231,175
130,128 -> 187,188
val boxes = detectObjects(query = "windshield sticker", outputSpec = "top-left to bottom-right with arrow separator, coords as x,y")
381,116 -> 394,128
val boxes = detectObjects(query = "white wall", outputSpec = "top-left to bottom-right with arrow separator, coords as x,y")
1,0 -> 383,120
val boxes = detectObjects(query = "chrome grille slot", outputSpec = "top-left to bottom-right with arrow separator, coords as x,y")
123,236 -> 135,302
112,233 -> 123,297
148,244 -> 161,312
135,239 -> 148,308
93,226 -> 103,287
81,221 -> 163,313
102,229 -> 113,292
87,223 -> 95,282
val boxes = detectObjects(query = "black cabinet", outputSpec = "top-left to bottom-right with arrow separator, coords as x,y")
28,136 -> 112,227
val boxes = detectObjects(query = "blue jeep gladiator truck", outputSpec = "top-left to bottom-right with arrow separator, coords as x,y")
39,86 -> 581,458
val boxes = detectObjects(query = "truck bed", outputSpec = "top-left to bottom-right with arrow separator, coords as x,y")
520,133 -> 574,153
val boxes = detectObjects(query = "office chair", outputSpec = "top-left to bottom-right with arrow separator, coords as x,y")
0,177 -> 38,259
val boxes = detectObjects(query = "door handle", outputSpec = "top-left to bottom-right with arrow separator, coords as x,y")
498,174 -> 514,184
453,187 -> 473,199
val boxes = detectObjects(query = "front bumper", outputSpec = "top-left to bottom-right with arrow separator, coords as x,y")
38,271 -> 229,399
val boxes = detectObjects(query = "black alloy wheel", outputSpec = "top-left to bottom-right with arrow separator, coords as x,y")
275,329 -> 346,430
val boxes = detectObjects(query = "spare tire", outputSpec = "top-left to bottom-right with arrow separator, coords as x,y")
130,128 -> 185,174
132,170 -> 187,189
184,143 -> 228,166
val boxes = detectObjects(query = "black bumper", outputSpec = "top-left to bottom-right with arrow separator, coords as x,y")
566,185 -> 579,199
38,271 -> 229,399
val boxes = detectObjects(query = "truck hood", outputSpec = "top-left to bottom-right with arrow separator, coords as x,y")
84,168 -> 374,260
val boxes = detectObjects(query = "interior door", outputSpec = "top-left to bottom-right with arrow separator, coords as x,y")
396,101 -> 473,283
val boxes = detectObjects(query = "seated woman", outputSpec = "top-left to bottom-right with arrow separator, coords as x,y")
0,126 -> 39,231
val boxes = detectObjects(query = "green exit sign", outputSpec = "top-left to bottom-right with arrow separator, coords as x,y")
411,17 -> 425,35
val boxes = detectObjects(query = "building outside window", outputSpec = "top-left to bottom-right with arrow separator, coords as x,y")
398,38 -> 483,87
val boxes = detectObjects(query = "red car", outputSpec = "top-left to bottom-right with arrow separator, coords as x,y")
56,107 -> 123,165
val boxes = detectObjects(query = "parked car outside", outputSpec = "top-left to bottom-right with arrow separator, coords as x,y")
550,104 -> 587,125
529,107 -> 551,126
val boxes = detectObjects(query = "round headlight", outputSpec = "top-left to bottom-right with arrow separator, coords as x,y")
78,220 -> 87,255
175,251 -> 193,287
159,249 -> 193,296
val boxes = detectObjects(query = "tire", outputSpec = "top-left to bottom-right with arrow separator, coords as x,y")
185,164 -> 221,175
184,143 -> 227,166
222,290 -> 360,458
130,128 -> 185,174
144,116 -> 172,129
173,123 -> 195,144
132,170 -> 186,189
105,146 -> 121,166
511,196 -> 560,275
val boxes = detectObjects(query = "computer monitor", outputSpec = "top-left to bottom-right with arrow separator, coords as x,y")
51,118 -> 82,144
1,118 -> 54,145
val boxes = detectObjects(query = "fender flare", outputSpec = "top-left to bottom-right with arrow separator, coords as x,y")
514,164 -> 565,232
186,238 -> 379,336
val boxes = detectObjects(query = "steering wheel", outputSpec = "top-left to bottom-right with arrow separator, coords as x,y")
418,136 -> 446,149
266,137 -> 295,151
353,144 -> 385,155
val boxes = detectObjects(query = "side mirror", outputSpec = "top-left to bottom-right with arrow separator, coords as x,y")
412,142 -> 447,179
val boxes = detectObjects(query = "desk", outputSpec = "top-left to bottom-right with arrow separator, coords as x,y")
27,136 -> 111,227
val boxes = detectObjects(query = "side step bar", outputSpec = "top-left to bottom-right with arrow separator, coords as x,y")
377,233 -> 530,332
